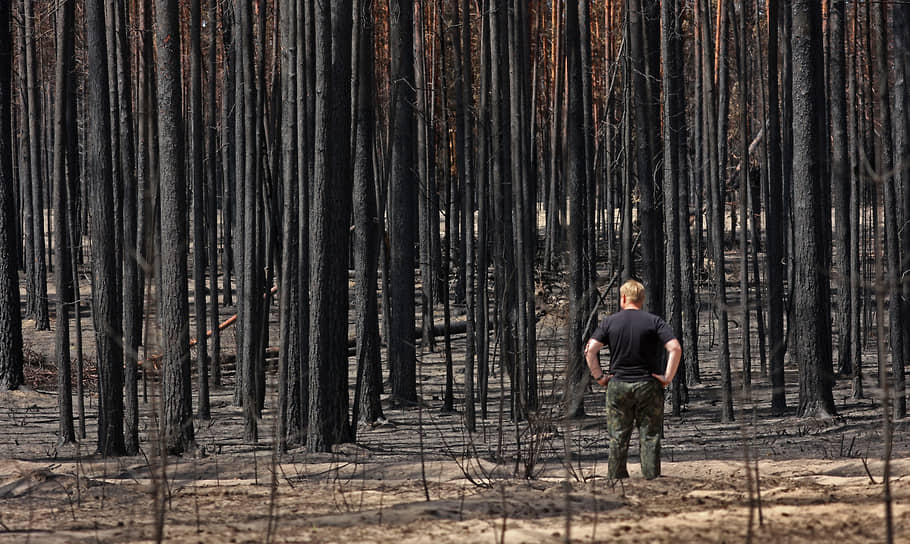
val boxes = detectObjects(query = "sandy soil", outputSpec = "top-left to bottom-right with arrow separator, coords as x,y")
2,271 -> 909,543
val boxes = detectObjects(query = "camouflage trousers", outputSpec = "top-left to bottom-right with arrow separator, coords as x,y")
605,379 -> 664,479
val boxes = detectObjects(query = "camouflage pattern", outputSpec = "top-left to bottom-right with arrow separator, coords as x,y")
605,379 -> 664,479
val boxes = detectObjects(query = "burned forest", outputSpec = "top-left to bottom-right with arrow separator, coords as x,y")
0,0 -> 909,542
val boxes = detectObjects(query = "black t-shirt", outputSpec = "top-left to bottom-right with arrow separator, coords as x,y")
590,309 -> 677,382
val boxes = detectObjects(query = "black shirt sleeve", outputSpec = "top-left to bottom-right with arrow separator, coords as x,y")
591,317 -> 610,345
653,315 -> 677,345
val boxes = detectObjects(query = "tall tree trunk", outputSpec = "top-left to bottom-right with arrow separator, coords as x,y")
766,0 -> 787,413
65,19 -> 85,438
477,0 -> 491,418
238,0 -> 258,436
112,0 -> 140,455
221,1 -> 235,309
629,0 -> 661,312
564,0 -> 587,419
0,0 -> 23,390
488,0 -> 516,420
894,0 -> 910,414
508,0 -> 535,415
455,0 -> 476,432
352,0 -> 383,429
295,0 -> 311,438
737,0 -> 751,400
277,0 -> 299,451
53,0 -> 76,444
847,0 -> 863,399
87,0 -> 126,455
792,0 -> 836,418
414,2 -> 435,353
307,0 -> 354,452
388,0 -> 418,405
17,36 -> 34,322
711,0 -> 734,422
206,0 -> 221,389
190,0 -> 210,420
828,0 -> 851,380
874,1 -> 905,418
24,0 -> 48,330
156,0 -> 195,453
662,0 -> 685,414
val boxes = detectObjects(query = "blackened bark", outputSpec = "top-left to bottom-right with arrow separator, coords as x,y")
53,0 -> 76,443
23,0 -> 47,331
564,0 -> 587,418
455,0 -> 476,431
508,0 -> 535,415
207,0 -> 221,388
221,1 -> 235,309
895,0 -> 910,413
476,0 -> 491,417
238,0 -> 257,436
112,0 -> 140,455
352,0 -> 383,428
277,0 -> 298,451
710,0 -> 734,422
0,0 -> 22,390
791,0 -> 835,418
307,0 -> 354,452
629,0 -> 660,311
87,0 -> 125,455
156,0 -> 196,452
388,0 -> 418,405
828,0 -> 851,379
766,0 -> 786,413
847,0 -> 863,399
295,0 -> 311,438
191,0 -> 210,420
414,3 -> 435,353
874,2 -> 905,418
488,0 -> 516,420
737,0 -> 751,398
661,0 -> 684,414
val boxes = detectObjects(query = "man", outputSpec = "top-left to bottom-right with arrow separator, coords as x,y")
584,279 -> 682,479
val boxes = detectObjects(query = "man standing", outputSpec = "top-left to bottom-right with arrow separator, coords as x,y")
584,279 -> 682,479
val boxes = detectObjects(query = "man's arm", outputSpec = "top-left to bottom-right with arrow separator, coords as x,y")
652,339 -> 682,387
584,338 -> 611,386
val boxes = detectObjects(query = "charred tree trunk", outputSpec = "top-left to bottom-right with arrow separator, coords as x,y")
792,0 -> 836,418
207,0 -> 221,388
455,0 -> 476,431
766,0 -> 787,413
277,0 -> 299,451
307,0 -> 354,451
156,0 -> 195,453
190,0 -> 210,420
564,0 -> 587,419
874,1 -> 905,418
894,0 -> 910,414
53,0 -> 76,444
0,0 -> 23,391
87,0 -> 126,455
662,0 -> 685,414
388,0 -> 418,405
23,0 -> 48,331
352,0 -> 383,428
828,0 -> 851,380
711,0 -> 734,422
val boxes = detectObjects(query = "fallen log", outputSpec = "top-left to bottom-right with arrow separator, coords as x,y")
141,285 -> 278,368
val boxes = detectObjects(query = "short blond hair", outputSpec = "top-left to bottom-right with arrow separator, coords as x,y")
620,279 -> 645,304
